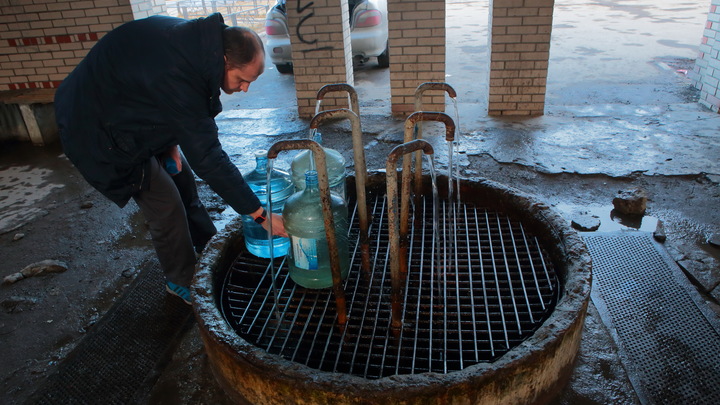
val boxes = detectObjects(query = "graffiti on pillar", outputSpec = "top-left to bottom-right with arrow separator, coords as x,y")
296,0 -> 335,54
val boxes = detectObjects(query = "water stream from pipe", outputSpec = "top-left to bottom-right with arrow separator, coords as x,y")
450,97 -> 462,205
425,154 -> 441,304
424,153 -> 441,368
305,129 -> 319,173
266,158 -> 282,322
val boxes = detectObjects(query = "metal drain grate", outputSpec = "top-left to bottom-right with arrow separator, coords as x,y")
220,194 -> 560,379
585,232 -> 720,405
25,261 -> 194,405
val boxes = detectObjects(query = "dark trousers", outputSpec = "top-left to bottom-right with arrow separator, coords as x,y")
132,155 -> 217,286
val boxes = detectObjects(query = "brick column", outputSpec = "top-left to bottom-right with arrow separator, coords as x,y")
287,0 -> 353,118
488,0 -> 554,116
387,0 -> 446,116
690,0 -> 720,113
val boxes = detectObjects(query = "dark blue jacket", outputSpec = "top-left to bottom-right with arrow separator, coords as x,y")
55,13 -> 260,214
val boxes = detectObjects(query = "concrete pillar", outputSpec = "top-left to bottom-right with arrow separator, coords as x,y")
690,0 -> 720,113
488,0 -> 554,116
287,0 -> 353,118
387,0 -> 446,116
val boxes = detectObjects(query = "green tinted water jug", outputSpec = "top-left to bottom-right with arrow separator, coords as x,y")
283,170 -> 350,288
290,132 -> 346,201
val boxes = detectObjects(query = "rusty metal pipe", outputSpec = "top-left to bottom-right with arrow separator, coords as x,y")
316,83 -> 360,118
309,109 -> 371,276
401,112 -> 455,255
386,139 -> 434,333
404,111 -> 456,143
414,82 -> 458,102
267,140 -> 347,327
412,83 -> 457,197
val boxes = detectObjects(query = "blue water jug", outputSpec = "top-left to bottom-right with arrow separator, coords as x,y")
242,150 -> 293,258
283,170 -> 350,288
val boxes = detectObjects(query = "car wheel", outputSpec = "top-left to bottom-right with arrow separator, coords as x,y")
377,44 -> 389,68
275,63 -> 293,74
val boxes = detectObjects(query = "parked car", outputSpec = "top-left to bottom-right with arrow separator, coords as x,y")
264,0 -> 389,74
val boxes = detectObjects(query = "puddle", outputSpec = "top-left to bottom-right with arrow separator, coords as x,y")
700,242 -> 720,263
554,203 -> 659,233
554,204 -> 720,265
0,165 -> 64,234
215,108 -> 305,136
214,207 -> 240,233
115,210 -> 152,248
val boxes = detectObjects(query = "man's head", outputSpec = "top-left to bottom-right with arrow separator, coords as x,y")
222,27 -> 265,94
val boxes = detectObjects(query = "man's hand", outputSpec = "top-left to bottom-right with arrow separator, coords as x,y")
250,207 -> 288,238
167,145 -> 182,174
264,213 -> 288,238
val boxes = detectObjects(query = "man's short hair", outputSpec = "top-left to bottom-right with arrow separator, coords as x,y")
223,26 -> 265,68
223,27 -> 265,67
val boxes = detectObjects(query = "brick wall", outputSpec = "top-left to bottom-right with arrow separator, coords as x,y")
488,0 -> 553,116
0,0 -> 164,92
287,0 -> 353,118
387,0 -> 445,116
691,0 -> 720,113
130,0 -> 166,20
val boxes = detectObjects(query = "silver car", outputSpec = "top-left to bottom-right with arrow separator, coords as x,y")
264,0 -> 389,74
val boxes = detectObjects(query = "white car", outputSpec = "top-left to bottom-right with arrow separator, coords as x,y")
264,0 -> 389,74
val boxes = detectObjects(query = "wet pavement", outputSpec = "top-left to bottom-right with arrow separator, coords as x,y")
2,0 -> 720,404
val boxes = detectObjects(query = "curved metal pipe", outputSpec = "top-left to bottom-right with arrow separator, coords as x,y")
309,109 -> 371,276
412,83 -> 458,207
400,112 -> 455,251
414,82 -> 457,110
404,111 -> 456,143
316,83 -> 360,118
386,139 -> 434,333
267,140 -> 347,327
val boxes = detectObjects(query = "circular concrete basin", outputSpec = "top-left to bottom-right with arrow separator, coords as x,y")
192,174 -> 592,404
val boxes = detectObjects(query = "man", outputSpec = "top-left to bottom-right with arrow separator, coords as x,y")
54,13 -> 286,305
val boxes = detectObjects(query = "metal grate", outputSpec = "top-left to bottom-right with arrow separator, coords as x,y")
585,233 -> 720,405
26,261 -> 194,404
220,194 -> 560,379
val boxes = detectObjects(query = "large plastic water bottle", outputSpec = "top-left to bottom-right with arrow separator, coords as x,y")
283,170 -> 350,289
242,150 -> 294,258
291,132 -> 347,201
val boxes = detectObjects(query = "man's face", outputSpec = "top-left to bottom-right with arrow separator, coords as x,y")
222,53 -> 264,94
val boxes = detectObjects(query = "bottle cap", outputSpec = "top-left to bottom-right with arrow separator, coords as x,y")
305,170 -> 318,185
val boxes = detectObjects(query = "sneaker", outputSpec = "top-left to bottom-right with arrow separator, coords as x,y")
166,281 -> 192,305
